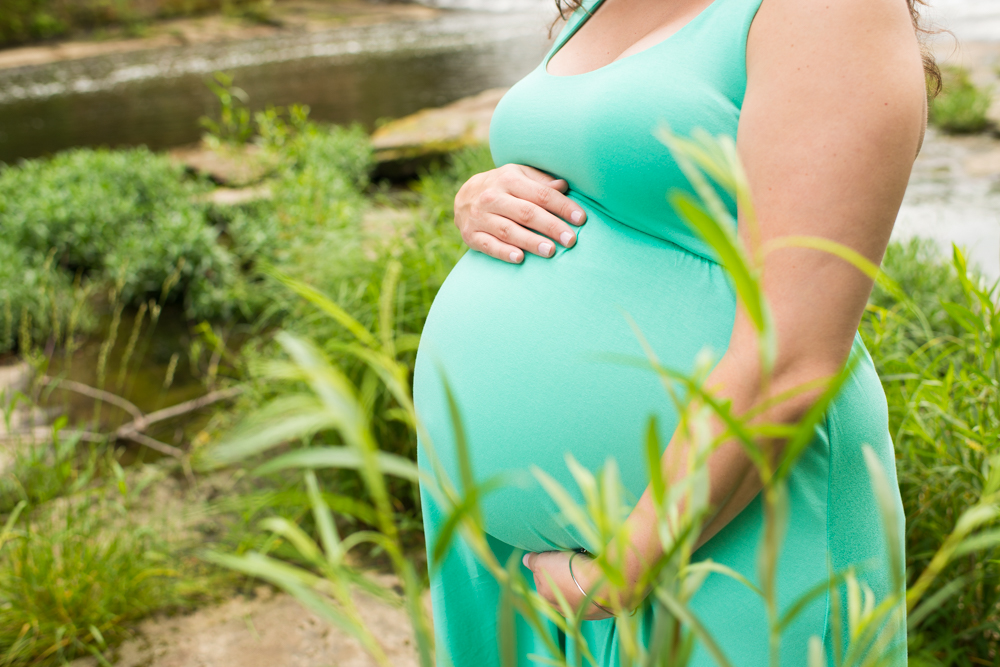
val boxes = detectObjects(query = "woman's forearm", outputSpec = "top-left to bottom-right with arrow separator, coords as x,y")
614,337 -> 839,602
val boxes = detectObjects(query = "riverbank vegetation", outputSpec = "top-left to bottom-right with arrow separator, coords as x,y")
0,0 -> 274,46
930,65 -> 996,135
0,102 -> 998,665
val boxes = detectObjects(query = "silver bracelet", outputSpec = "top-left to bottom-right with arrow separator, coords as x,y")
568,550 -> 616,617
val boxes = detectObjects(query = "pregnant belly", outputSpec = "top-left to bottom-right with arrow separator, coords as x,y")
413,206 -> 736,552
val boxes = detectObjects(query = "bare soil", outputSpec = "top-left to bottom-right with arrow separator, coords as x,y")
69,584 -> 423,667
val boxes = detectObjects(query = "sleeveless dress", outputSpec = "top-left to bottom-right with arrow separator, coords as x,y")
413,0 -> 907,664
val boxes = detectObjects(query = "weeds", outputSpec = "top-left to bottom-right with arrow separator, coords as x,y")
930,66 -> 994,135
0,481 -> 178,665
864,242 -> 1000,665
203,132 -> 1000,666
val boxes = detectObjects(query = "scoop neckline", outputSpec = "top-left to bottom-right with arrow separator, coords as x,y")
543,0 -> 725,78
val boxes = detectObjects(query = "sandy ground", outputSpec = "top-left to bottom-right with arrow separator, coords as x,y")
69,584 -> 424,667
0,1 -> 440,71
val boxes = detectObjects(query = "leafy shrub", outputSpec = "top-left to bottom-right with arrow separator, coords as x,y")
865,243 -> 1000,665
930,66 -> 994,134
0,148 -> 205,270
0,147 -> 244,321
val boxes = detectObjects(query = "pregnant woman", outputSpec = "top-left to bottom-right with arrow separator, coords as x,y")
413,0 -> 932,663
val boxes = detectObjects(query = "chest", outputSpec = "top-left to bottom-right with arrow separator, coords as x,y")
546,0 -> 721,77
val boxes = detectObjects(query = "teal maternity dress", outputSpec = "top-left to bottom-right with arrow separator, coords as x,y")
413,0 -> 908,664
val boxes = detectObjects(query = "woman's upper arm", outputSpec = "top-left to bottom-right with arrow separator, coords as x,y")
735,0 -> 927,376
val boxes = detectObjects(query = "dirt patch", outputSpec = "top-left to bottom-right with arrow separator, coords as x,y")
69,583 -> 423,667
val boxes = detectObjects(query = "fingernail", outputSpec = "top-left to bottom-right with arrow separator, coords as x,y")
539,242 -> 553,257
560,231 -> 573,247
522,554 -> 531,569
571,210 -> 583,224
509,250 -> 521,263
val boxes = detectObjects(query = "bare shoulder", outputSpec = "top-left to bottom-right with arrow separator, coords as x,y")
741,0 -> 927,163
746,0 -> 926,92
749,0 -> 921,49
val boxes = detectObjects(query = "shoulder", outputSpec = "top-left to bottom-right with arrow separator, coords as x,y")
747,0 -> 923,67
743,0 -> 927,139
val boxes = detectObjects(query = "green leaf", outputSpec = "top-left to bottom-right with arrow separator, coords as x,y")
305,470 -> 344,564
267,269 -> 378,348
253,446 -> 419,482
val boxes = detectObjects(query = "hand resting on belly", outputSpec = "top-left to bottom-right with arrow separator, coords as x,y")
454,162 -> 588,264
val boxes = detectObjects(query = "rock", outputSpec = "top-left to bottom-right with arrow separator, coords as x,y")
169,143 -> 271,187
204,185 -> 273,206
0,361 -> 35,474
371,87 -> 508,178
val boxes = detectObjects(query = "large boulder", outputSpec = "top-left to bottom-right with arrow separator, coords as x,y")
371,87 -> 508,178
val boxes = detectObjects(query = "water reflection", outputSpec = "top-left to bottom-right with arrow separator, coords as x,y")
0,12 -> 554,163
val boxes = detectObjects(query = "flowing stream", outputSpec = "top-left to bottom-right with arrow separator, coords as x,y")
0,10 -> 555,163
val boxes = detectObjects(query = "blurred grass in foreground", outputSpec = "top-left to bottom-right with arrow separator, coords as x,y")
202,132 -> 1000,667
0,98 -> 997,663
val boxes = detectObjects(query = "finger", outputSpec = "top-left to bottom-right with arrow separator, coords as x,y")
491,195 -> 578,251
547,178 -> 569,193
484,212 -> 558,257
468,231 -> 524,264
505,177 -> 586,230
515,164 -> 561,186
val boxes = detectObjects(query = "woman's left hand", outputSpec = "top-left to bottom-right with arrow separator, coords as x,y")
522,551 -> 616,621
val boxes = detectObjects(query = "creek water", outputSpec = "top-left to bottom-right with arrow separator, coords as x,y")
0,11 -> 555,163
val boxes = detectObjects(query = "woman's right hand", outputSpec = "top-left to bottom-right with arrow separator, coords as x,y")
454,163 -> 588,264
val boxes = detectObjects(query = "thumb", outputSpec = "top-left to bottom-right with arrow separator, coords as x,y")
522,553 -> 535,570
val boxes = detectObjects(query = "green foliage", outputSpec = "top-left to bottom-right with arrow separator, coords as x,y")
200,133 -> 1000,667
864,243 -> 1000,666
0,113 -> 381,353
0,240 -> 90,355
200,73 -> 254,147
0,147 -> 242,325
0,487 -> 179,665
930,66 -> 994,135
0,421 -> 104,515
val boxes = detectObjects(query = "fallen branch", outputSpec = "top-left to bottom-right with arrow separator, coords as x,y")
120,430 -> 185,458
116,387 -> 243,438
5,382 -> 243,459
40,377 -> 143,421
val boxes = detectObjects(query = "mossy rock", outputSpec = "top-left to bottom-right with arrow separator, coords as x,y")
371,87 -> 507,179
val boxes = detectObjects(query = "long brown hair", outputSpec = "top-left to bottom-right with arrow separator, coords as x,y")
907,0 -> 943,95
553,0 -> 943,94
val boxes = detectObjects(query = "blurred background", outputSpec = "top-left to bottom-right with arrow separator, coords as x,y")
1,2 -> 999,667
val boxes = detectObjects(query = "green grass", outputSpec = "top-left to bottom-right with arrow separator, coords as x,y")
2,95 -> 996,664
0,477 -> 181,665
864,240 -> 1000,666
930,66 -> 994,135
202,134 -> 1000,667
0,126 -> 488,665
